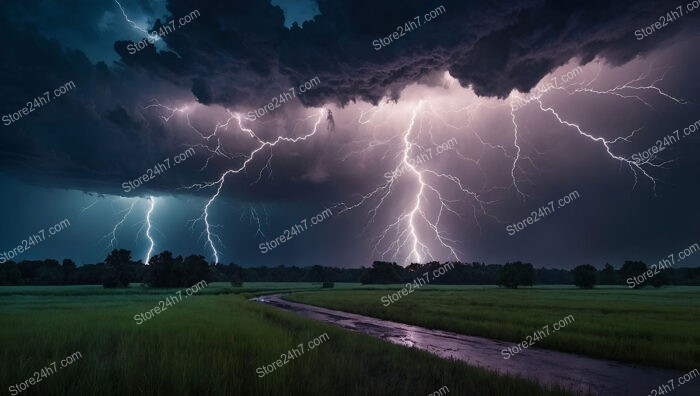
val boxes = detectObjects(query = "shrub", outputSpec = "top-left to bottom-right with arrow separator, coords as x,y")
573,264 -> 597,289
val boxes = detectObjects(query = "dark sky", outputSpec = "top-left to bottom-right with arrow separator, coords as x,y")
1,0 -> 699,269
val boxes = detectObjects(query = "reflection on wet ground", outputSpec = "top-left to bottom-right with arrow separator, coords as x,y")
253,294 -> 699,396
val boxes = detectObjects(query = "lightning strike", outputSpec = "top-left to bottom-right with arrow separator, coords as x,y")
113,0 -> 160,41
145,102 -> 327,264
508,62 -> 685,194
337,100 -> 495,265
143,196 -> 156,265
104,200 -> 136,250
141,61 -> 683,267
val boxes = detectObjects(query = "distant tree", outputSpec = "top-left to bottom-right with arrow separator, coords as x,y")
62,259 -> 77,279
37,259 -> 64,285
649,271 -> 667,288
322,282 -> 334,288
102,249 -> 133,288
182,255 -> 211,285
304,265 -> 326,282
147,251 -> 178,288
573,264 -> 597,289
598,263 -> 618,285
147,252 -> 211,288
498,262 -> 534,289
620,261 -> 648,289
70,263 -> 103,285
18,260 -> 45,283
360,261 -> 404,284
0,261 -> 22,285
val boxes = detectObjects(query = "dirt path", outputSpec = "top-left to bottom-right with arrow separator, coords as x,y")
253,294 -> 699,396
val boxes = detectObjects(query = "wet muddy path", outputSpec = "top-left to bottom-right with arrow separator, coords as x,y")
253,294 -> 698,395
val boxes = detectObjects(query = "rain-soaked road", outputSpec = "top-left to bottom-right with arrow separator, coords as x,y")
253,294 -> 699,396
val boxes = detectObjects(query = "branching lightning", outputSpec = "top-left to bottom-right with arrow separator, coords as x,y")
336,100 -> 496,264
334,62 -> 684,265
136,60 -> 683,267
187,110 -> 326,263
508,63 -> 685,194
100,197 -> 159,264
241,204 -> 268,238
144,100 -> 326,264
104,200 -> 136,250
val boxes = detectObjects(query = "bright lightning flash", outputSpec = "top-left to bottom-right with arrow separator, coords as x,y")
145,101 -> 326,264
140,60 -> 684,267
336,61 -> 684,265
143,196 -> 156,264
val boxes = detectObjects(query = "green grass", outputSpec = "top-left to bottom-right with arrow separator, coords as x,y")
286,285 -> 700,371
0,285 -> 572,396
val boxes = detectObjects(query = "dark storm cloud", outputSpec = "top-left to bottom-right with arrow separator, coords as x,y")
117,0 -> 700,106
0,0 -> 699,198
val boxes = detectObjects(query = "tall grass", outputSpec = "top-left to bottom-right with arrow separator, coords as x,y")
0,288 -> 570,395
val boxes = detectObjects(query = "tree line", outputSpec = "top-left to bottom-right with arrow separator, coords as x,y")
0,250 -> 699,288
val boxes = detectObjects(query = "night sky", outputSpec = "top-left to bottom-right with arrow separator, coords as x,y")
1,0 -> 699,268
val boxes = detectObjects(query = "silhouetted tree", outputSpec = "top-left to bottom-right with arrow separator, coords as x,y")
62,259 -> 77,278
147,251 -> 178,288
102,249 -> 133,288
0,261 -> 22,285
598,263 -> 618,285
182,255 -> 211,285
360,261 -> 404,284
573,264 -> 597,289
147,252 -> 211,288
621,260 -> 648,289
498,262 -> 534,288
649,271 -> 667,288
38,259 -> 64,285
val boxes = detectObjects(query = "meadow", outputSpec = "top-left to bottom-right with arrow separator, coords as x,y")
0,283 -> 571,396
287,285 -> 700,371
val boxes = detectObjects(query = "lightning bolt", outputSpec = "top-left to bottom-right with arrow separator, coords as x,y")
508,63 -> 685,194
143,196 -> 156,264
104,200 -> 136,250
79,198 -> 100,216
334,62 -> 684,265
145,100 -> 326,264
187,110 -> 326,263
138,61 -> 683,267
336,100 -> 495,265
241,204 -> 268,238
113,0 -> 160,41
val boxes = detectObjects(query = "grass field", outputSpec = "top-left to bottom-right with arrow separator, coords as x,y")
287,285 -> 700,371
0,283 -> 571,396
